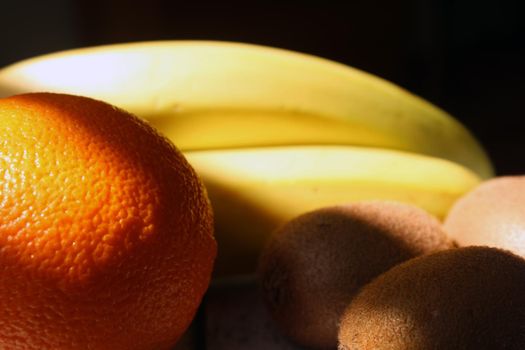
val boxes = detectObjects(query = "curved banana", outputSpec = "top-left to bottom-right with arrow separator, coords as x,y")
0,41 -> 492,179
183,145 -> 482,275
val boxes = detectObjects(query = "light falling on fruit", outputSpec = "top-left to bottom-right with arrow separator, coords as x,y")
258,201 -> 453,349
0,93 -> 216,350
444,176 -> 525,258
338,247 -> 525,349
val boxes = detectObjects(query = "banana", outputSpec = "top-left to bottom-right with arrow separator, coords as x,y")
0,41 -> 493,179
183,145 -> 482,275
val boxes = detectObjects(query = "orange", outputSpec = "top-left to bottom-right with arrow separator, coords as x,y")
0,93 -> 216,349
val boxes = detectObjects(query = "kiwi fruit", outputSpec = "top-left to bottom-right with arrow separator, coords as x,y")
338,246 -> 525,350
444,176 -> 525,258
257,201 -> 452,349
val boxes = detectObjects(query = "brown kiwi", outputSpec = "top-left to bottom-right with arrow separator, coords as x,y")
257,201 -> 453,349
338,246 -> 525,350
444,176 -> 525,258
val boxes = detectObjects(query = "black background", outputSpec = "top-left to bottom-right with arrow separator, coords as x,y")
1,0 -> 523,175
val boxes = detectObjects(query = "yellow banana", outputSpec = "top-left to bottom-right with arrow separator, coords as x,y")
183,145 -> 482,275
0,41 -> 493,179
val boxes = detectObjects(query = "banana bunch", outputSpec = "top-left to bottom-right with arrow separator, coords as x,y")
0,41 -> 492,275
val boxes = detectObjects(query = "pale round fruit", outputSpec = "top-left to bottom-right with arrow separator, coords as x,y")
444,176 -> 525,258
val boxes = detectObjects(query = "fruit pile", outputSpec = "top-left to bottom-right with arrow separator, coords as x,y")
0,41 -> 523,350
258,198 -> 525,349
0,41 -> 491,276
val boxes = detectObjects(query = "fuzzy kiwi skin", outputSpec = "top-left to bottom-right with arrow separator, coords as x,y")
338,246 -> 525,350
258,201 -> 453,349
444,176 -> 525,258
